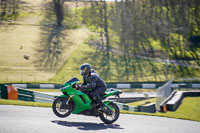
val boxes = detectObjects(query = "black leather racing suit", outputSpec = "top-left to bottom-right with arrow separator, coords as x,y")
81,72 -> 107,108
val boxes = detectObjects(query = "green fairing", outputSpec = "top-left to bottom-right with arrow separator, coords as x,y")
59,80 -> 92,114
59,95 -> 68,98
104,101 -> 114,110
104,90 -> 119,97
71,90 -> 92,114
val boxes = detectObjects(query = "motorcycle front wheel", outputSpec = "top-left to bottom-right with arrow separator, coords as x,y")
99,102 -> 120,124
52,97 -> 74,118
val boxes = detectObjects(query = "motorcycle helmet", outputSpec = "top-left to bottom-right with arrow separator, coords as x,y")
80,63 -> 91,75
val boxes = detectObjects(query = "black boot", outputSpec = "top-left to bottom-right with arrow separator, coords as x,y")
95,95 -> 104,107
95,95 -> 112,115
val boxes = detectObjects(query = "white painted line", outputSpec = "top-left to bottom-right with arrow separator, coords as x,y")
142,84 -> 156,89
40,84 -> 55,89
117,84 -> 131,89
12,84 -> 27,88
192,84 -> 200,88
172,84 -> 179,88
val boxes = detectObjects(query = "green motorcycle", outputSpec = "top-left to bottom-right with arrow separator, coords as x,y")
52,77 -> 122,124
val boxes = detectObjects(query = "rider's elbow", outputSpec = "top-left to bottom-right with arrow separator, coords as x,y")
90,83 -> 96,89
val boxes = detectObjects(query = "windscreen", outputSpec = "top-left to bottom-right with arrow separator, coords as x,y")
65,77 -> 79,83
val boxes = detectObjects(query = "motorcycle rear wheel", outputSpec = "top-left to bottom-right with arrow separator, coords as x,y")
52,97 -> 74,118
99,102 -> 120,124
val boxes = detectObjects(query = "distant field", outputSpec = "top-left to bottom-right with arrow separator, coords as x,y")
0,0 -> 92,83
0,26 -> 91,83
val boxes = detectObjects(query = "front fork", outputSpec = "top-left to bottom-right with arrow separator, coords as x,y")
60,95 -> 73,108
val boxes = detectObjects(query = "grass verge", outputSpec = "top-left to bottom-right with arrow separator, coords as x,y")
0,99 -> 51,108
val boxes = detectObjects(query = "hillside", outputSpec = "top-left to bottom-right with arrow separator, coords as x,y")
0,0 -> 200,83
0,0 -> 91,82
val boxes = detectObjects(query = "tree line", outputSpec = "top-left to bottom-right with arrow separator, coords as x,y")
78,0 -> 200,81
0,0 -> 19,19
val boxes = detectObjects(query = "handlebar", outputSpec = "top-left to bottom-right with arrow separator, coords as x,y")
73,83 -> 81,90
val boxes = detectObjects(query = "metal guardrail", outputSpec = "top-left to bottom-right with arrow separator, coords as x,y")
114,102 -> 138,112
0,84 -> 157,113
165,91 -> 200,111
0,84 -> 56,103
17,88 -> 57,103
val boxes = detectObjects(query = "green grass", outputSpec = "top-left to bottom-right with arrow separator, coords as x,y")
0,16 -> 91,83
48,41 -> 174,83
49,34 -> 200,83
0,0 -> 53,82
49,42 -> 94,83
0,0 -> 92,83
0,99 -> 51,107
0,24 -> 91,83
122,97 -> 200,122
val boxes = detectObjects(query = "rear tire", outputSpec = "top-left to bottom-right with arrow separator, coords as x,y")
99,102 -> 120,124
52,97 -> 74,118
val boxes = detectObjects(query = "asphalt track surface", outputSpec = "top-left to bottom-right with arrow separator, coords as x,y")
0,105 -> 199,133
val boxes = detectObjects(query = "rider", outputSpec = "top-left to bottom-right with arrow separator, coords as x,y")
79,63 -> 108,113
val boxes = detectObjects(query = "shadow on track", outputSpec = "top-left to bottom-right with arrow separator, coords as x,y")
51,120 -> 124,131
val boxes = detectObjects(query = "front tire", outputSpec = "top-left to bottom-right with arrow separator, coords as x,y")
99,102 -> 120,124
52,97 -> 74,118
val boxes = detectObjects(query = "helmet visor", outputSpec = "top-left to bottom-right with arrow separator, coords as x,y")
80,68 -> 87,75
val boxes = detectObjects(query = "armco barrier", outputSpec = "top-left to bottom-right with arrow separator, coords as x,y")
1,84 -> 157,113
165,91 -> 200,111
109,97 -> 154,103
114,102 -> 139,112
17,88 -> 56,103
0,84 -> 57,103
114,102 -> 156,113
138,103 -> 156,113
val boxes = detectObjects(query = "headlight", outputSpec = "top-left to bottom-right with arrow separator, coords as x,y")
60,87 -> 66,91
60,85 -> 70,91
